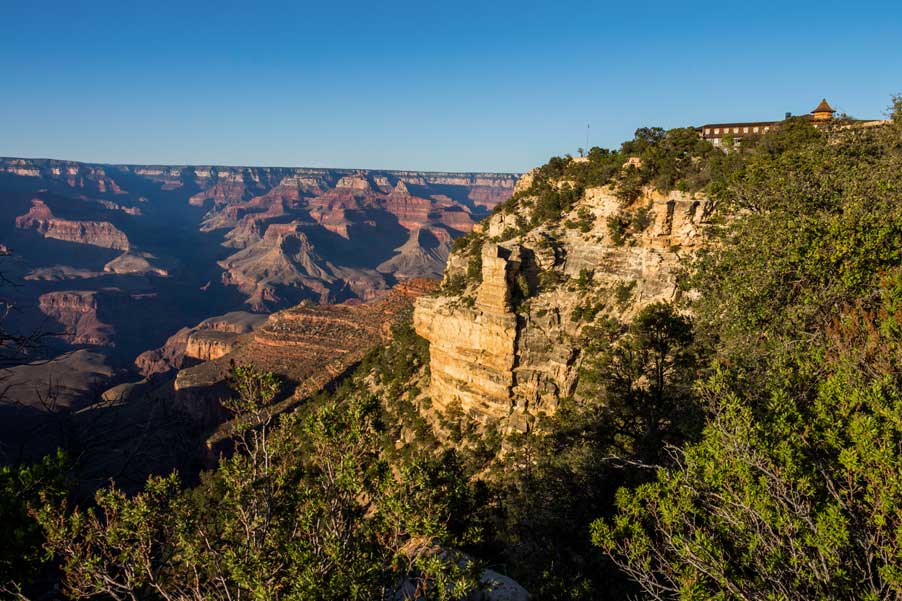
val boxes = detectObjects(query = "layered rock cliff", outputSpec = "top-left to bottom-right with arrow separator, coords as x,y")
414,182 -> 712,432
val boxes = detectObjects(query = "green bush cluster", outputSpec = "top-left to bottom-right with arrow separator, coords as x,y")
606,202 -> 653,246
495,122 -> 746,229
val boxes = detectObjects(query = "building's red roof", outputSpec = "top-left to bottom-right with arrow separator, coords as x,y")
812,98 -> 834,114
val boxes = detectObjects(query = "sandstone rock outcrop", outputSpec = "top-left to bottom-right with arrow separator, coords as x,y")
134,327 -> 193,377
184,330 -> 243,362
414,244 -> 521,421
415,186 -> 712,431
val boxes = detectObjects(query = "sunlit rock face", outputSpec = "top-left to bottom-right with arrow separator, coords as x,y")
415,185 -> 713,432
136,312 -> 268,377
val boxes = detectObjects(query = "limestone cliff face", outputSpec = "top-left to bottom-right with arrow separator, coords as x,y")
184,330 -> 243,362
413,244 -> 520,420
414,186 -> 712,431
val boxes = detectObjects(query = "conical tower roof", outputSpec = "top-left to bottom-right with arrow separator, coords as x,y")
812,98 -> 834,114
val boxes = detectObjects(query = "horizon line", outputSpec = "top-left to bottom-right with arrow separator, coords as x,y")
0,155 -> 523,177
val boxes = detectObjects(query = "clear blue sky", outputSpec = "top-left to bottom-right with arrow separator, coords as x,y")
1,0 -> 900,173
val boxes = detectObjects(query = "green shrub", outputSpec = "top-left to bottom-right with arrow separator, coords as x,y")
442,274 -> 466,295
630,202 -> 653,232
466,250 -> 483,284
606,213 -> 631,246
614,280 -> 636,307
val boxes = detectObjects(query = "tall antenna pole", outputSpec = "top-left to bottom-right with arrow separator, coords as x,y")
586,123 -> 590,152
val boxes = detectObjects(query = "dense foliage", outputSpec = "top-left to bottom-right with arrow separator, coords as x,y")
35,362 -> 483,600
594,101 -> 902,598
484,303 -> 703,599
0,451 -> 68,588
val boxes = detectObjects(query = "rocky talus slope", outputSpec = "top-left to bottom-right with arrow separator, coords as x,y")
414,182 -> 712,432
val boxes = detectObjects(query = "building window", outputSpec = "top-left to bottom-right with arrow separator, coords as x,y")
764,127 -> 770,132
714,128 -> 720,134
753,127 -> 759,133
733,127 -> 739,134
743,127 -> 749,133
704,128 -> 710,135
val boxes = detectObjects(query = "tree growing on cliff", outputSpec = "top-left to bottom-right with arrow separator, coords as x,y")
482,304 -> 701,600
578,303 -> 701,463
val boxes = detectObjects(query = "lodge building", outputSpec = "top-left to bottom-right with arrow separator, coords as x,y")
699,99 -> 837,147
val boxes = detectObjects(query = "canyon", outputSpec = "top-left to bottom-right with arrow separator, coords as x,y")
0,158 -> 515,421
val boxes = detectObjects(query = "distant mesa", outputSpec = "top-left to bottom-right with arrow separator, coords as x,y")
1,159 -> 127,195
103,252 -> 171,277
16,199 -> 130,250
335,175 -> 372,191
